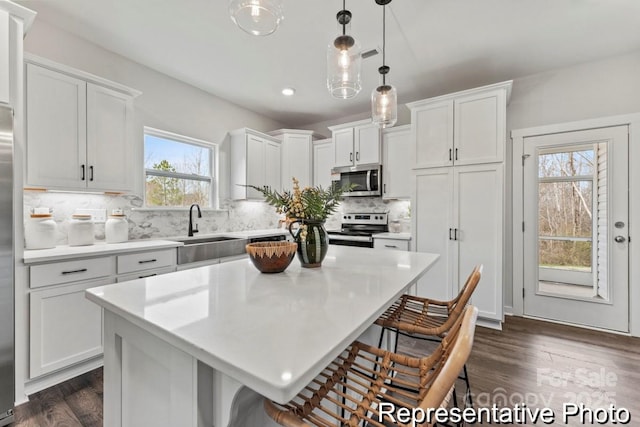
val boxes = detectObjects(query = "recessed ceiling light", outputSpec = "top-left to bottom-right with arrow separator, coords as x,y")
281,87 -> 296,96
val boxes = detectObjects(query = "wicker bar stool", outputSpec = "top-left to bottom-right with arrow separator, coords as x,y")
264,305 -> 478,427
375,265 -> 482,408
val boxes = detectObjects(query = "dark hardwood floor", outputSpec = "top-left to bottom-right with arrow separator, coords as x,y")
10,316 -> 640,426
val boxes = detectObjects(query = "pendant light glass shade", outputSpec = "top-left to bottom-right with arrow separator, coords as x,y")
229,0 -> 284,36
371,0 -> 397,128
327,5 -> 362,99
371,82 -> 397,128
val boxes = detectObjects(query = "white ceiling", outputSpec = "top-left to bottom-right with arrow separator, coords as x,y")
17,0 -> 640,127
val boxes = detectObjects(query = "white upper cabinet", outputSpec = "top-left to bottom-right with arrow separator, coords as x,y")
26,64 -> 87,188
312,138 -> 334,189
86,83 -> 134,191
408,81 -> 511,169
25,59 -> 139,192
230,128 -> 281,200
0,4 -> 35,106
330,119 -> 381,168
269,129 -> 314,191
381,124 -> 411,200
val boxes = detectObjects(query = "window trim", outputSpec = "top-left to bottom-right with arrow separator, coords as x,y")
143,126 -> 218,208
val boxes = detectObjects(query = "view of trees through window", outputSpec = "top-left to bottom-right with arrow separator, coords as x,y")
144,132 -> 213,207
538,147 -> 595,271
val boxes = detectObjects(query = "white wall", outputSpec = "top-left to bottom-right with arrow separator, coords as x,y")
504,49 -> 640,310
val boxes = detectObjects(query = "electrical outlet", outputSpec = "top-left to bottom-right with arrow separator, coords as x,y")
74,208 -> 107,223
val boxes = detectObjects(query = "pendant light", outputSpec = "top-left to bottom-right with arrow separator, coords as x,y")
371,0 -> 397,128
327,0 -> 362,99
229,0 -> 284,36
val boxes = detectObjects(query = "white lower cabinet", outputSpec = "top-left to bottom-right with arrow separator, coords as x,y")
29,277 -> 111,378
373,238 -> 410,251
27,247 -> 177,383
117,249 -> 176,275
413,163 -> 503,321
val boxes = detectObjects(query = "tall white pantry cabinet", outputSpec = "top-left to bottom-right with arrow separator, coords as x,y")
408,81 -> 512,325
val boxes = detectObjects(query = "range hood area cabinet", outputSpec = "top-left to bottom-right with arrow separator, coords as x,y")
329,119 -> 381,168
409,81 -> 512,325
25,58 -> 140,192
381,124 -> 411,200
229,128 -> 281,200
312,138 -> 334,189
268,129 -> 314,191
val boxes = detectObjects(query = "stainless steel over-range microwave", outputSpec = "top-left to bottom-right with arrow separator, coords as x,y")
331,165 -> 381,197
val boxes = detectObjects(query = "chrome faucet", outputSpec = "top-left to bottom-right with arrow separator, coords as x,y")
188,204 -> 202,237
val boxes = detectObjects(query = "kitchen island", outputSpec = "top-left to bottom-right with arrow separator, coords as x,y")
86,246 -> 439,427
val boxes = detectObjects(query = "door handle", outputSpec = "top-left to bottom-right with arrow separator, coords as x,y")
449,228 -> 453,240
89,166 -> 94,181
614,236 -> 626,243
350,152 -> 353,162
455,148 -> 458,161
454,228 -> 459,241
383,183 -> 386,194
81,164 -> 85,181
449,149 -> 452,162
356,152 -> 360,161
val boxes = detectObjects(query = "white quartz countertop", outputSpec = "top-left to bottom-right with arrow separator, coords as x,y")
86,246 -> 439,404
23,229 -> 289,264
23,239 -> 183,264
372,232 -> 412,240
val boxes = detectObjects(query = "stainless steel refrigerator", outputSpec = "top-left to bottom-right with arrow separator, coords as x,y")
0,104 -> 14,426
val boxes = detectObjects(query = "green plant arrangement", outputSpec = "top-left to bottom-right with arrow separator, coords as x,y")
247,178 -> 352,268
247,177 -> 349,222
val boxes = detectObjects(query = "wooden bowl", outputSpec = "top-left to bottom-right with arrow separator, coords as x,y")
246,241 -> 297,273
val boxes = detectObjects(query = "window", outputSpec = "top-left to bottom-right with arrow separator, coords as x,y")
537,145 -> 597,287
144,127 -> 216,207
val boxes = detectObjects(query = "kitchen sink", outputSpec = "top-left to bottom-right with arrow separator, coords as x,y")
173,236 -> 248,265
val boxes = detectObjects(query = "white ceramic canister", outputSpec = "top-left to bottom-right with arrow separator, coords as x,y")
25,213 -> 57,249
68,214 -> 94,246
105,210 -> 128,243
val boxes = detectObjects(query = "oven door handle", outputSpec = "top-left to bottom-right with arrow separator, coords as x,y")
328,234 -> 373,243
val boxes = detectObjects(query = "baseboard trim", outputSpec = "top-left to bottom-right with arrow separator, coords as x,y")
23,356 -> 103,397
477,317 -> 502,331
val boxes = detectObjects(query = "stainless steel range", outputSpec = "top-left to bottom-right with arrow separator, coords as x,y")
327,213 -> 388,248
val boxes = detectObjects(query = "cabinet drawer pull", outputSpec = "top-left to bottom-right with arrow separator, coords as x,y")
455,148 -> 458,161
350,152 -> 353,162
138,273 -> 157,279
81,165 -> 85,181
138,259 -> 157,264
356,151 -> 360,161
385,244 -> 398,248
61,268 -> 88,275
383,183 -> 386,193
89,166 -> 94,182
449,149 -> 452,162
449,228 -> 453,240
